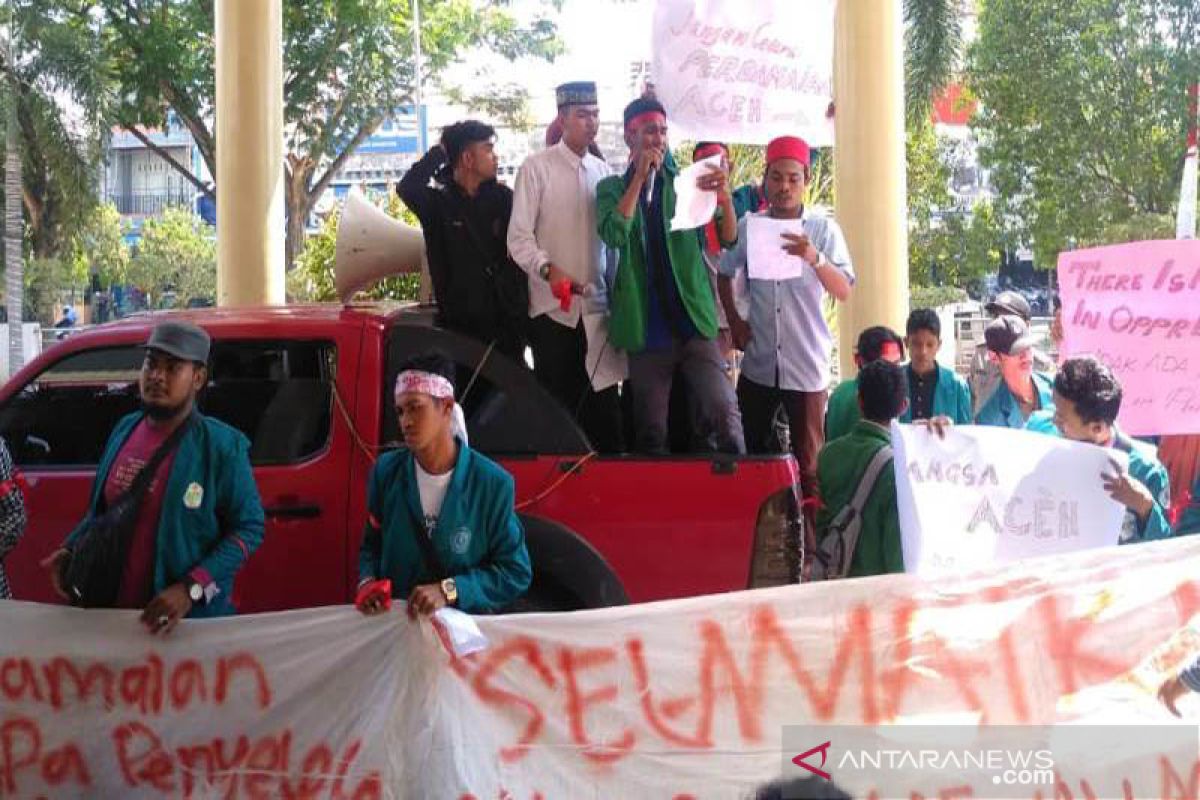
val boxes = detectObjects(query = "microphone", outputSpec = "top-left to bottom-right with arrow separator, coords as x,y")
644,150 -> 660,204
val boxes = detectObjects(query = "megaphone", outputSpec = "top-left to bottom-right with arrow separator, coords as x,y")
334,190 -> 427,304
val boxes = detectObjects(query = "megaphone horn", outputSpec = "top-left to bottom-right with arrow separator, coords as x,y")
334,190 -> 427,304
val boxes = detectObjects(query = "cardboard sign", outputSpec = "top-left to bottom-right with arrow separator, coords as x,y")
892,422 -> 1127,574
1057,239 -> 1200,435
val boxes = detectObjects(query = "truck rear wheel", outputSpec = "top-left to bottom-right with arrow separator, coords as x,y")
503,515 -> 629,613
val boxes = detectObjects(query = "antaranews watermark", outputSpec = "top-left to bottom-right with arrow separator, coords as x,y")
781,725 -> 1197,799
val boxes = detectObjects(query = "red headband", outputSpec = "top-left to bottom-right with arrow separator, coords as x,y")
766,135 -> 810,167
625,110 -> 666,135
693,144 -> 727,161
879,341 -> 903,362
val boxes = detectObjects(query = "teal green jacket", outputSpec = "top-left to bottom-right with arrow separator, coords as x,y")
900,364 -> 973,425
66,412 -> 265,617
815,420 -> 904,577
975,372 -> 1055,429
1180,478 -> 1200,535
825,364 -> 973,442
597,157 -> 720,353
1026,410 -> 1173,542
358,442 -> 531,613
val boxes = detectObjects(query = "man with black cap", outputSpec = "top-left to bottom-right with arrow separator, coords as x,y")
596,96 -> 745,454
41,321 -> 264,631
969,290 -> 1056,414
397,119 -> 527,360
974,315 -> 1055,429
508,81 -> 625,452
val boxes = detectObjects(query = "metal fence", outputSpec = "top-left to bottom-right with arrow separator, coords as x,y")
107,189 -> 194,216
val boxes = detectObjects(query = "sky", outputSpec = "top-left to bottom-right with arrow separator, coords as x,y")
436,0 -> 656,126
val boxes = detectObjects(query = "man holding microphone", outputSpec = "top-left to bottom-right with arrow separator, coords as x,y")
596,96 -> 744,455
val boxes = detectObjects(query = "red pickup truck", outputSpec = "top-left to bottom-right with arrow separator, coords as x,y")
0,304 -> 802,612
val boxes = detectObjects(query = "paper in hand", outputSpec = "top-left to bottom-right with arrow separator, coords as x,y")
747,215 -> 808,281
670,154 -> 725,231
431,607 -> 490,658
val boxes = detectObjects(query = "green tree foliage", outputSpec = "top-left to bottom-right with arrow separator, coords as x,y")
442,82 -> 539,133
288,191 -> 420,303
907,120 -> 1003,290
87,0 -> 562,268
969,0 -> 1200,265
24,256 -> 86,323
69,203 -> 129,288
127,208 -> 215,308
2,2 -> 113,259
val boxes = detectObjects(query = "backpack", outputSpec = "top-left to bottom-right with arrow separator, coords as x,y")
809,445 -> 894,581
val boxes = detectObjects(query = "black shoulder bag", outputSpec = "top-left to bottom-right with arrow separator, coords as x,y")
63,415 -> 194,608
452,191 -> 529,324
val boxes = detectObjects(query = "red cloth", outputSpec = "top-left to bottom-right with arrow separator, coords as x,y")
625,110 -> 666,134
104,419 -> 179,608
766,136 -> 810,167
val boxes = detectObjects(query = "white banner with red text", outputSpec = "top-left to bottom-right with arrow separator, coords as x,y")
4,538 -> 1200,798
650,0 -> 836,146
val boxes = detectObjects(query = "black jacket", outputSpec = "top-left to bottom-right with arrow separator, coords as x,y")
397,149 -> 527,354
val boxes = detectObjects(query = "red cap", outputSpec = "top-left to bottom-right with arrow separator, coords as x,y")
766,136 -> 810,167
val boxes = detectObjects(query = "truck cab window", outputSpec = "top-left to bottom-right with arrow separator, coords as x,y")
200,341 -> 335,465
0,340 -> 336,468
0,346 -> 144,467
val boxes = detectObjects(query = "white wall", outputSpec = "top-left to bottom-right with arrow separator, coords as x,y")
0,324 -> 44,384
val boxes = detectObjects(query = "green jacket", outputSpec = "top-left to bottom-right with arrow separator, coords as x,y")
900,364 -> 973,425
1025,411 -> 1173,542
358,441 -> 531,613
1180,478 -> 1199,535
67,412 -> 265,617
975,371 -> 1055,429
827,364 -> 973,442
596,159 -> 719,353
815,420 -> 904,577
824,379 -> 862,443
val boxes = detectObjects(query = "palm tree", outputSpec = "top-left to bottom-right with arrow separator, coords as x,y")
904,0 -> 966,124
5,14 -> 22,375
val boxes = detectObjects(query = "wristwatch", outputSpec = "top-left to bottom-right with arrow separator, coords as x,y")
186,580 -> 204,603
538,263 -> 551,281
440,578 -> 458,605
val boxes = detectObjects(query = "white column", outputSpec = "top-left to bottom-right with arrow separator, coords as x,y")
833,0 -> 910,377
215,0 -> 285,306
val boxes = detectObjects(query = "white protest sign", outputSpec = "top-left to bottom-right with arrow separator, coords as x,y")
670,153 -> 723,231
651,0 -> 835,145
892,422 -> 1128,575
747,215 -> 806,280
6,538 -> 1200,797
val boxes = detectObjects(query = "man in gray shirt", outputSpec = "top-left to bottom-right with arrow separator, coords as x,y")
718,136 -> 854,528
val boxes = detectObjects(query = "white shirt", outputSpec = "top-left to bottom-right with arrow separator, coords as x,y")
414,460 -> 453,532
507,142 -> 611,327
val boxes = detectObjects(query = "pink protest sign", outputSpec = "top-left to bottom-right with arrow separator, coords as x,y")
1057,239 -> 1200,435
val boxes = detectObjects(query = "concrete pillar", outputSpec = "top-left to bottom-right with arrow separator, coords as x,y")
833,0 -> 909,378
215,0 -> 285,306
